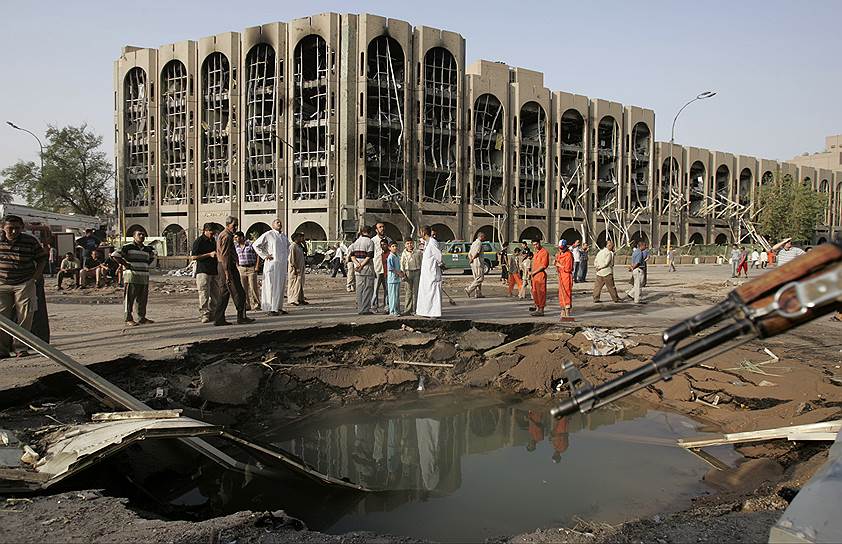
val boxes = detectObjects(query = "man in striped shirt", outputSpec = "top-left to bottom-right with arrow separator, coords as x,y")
234,231 -> 260,311
0,215 -> 47,357
111,229 -> 157,326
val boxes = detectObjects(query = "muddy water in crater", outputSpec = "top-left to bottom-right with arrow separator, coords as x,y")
242,392 -> 737,542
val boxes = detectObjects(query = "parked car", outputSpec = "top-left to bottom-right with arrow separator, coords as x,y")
442,241 -> 501,274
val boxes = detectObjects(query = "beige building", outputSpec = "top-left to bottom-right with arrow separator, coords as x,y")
114,12 -> 842,254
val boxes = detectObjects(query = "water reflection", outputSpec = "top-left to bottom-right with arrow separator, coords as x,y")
272,395 -> 648,493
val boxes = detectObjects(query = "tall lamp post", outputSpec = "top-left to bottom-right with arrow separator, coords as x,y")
6,121 -> 45,175
667,91 -> 716,255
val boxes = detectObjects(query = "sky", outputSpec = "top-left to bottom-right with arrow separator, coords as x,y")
1,0 -> 840,174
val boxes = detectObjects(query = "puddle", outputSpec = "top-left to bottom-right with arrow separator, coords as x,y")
111,392 -> 739,542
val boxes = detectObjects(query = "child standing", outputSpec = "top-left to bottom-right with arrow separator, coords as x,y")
386,242 -> 404,316
507,248 -> 523,296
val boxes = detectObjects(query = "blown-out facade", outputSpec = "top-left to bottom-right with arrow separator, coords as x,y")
115,12 -> 842,254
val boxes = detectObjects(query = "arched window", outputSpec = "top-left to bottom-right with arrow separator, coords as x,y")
518,101 -> 547,209
245,43 -> 277,203
422,47 -> 458,203
293,35 -> 330,200
124,67 -> 150,208
160,60 -> 188,205
630,122 -> 650,209
201,52 -> 231,203
472,93 -> 504,206
365,36 -> 406,200
558,109 -> 585,210
595,116 -> 619,209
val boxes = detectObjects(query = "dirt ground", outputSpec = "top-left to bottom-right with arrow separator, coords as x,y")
0,262 -> 840,543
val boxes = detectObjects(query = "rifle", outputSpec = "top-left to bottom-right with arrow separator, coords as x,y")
551,240 -> 842,419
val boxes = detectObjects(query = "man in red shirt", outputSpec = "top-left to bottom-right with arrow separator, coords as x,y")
529,238 -> 549,316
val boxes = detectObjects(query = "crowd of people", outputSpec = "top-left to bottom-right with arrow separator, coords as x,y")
0,210 -> 833,359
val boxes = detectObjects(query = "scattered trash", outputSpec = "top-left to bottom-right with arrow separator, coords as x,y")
417,376 -> 425,391
758,380 -> 777,387
581,328 -> 638,356
164,264 -> 194,277
796,402 -> 813,415
20,445 -> 39,466
400,324 -> 415,333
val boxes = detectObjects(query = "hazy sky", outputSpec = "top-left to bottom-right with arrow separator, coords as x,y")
2,0 -> 840,172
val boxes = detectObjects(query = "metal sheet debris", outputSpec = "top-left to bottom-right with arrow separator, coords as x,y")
581,328 -> 639,356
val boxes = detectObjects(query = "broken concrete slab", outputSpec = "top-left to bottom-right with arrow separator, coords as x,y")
381,329 -> 437,348
429,340 -> 457,362
386,369 -> 417,385
199,362 -> 265,405
458,328 -> 506,351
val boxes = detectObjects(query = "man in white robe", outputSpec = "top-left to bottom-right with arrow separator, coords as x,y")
252,219 -> 290,316
415,225 -> 443,318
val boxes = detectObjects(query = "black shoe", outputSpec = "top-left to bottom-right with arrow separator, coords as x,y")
214,321 -> 232,326
268,311 -> 279,316
237,316 -> 256,324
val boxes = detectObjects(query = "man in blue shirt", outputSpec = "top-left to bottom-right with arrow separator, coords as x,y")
626,241 -> 648,304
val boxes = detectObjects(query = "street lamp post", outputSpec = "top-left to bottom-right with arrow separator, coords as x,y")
667,91 -> 716,256
6,121 -> 45,175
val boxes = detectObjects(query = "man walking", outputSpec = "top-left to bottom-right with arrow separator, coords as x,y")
287,232 -> 306,306
253,219 -> 290,316
349,226 -> 375,314
416,226 -> 443,319
529,238 -> 549,317
111,228 -> 156,326
214,216 -> 254,326
400,239 -> 423,314
667,247 -> 677,272
0,215 -> 47,357
234,231 -> 260,311
626,240 -> 647,304
191,223 -> 219,323
465,231 -> 486,298
592,240 -> 621,303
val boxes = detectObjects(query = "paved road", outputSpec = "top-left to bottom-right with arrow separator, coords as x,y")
0,263 -> 775,394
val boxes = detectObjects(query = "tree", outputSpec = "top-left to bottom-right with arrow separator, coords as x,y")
0,124 -> 113,217
757,173 -> 825,243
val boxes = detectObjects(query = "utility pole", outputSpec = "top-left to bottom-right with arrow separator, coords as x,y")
667,92 -> 716,255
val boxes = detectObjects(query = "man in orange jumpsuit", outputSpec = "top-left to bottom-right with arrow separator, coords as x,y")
554,239 -> 574,321
529,238 -> 549,316
551,416 -> 569,463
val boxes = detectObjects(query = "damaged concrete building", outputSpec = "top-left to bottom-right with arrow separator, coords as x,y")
115,12 -> 842,253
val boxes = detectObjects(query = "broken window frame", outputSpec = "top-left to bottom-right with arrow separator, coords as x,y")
558,109 -> 585,212
714,164 -> 730,213
293,35 -> 331,201
472,93 -> 504,206
245,43 -> 278,203
364,36 -> 405,201
160,60 -> 189,206
200,52 -> 232,204
421,47 -> 458,204
595,116 -> 619,209
738,168 -> 752,207
629,122 -> 650,210
688,161 -> 706,216
124,67 -> 150,208
517,101 -> 547,209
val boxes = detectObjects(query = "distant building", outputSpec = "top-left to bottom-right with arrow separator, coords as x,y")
114,13 -> 842,251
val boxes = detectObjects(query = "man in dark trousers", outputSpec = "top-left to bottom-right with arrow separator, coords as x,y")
214,216 -> 255,326
111,228 -> 156,326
